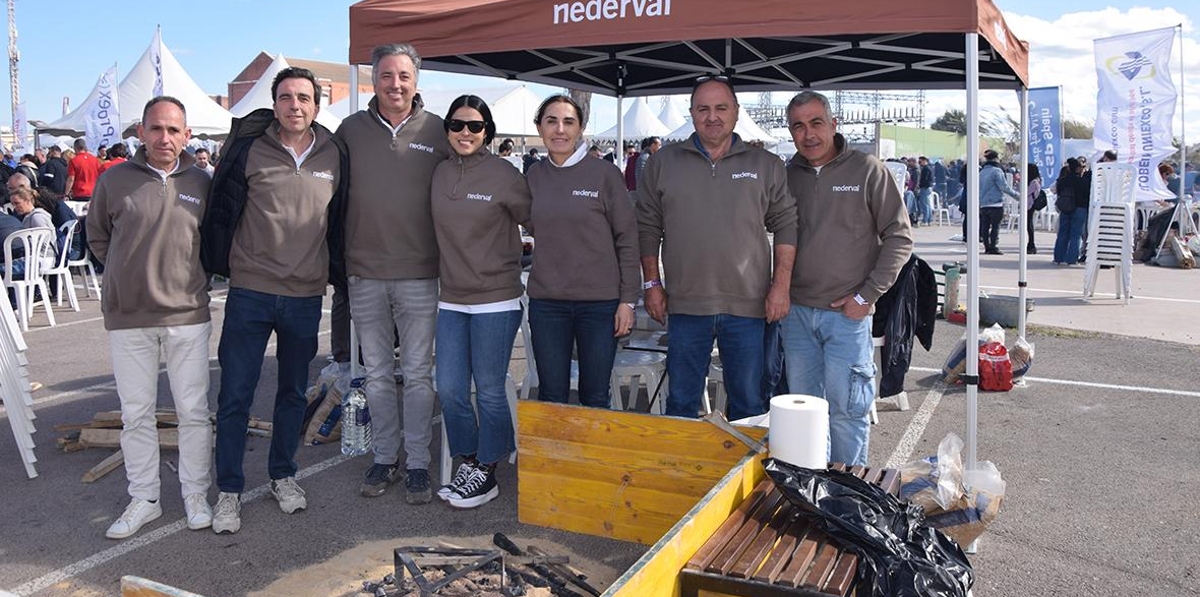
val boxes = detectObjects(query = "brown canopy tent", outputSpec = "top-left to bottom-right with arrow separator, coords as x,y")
349,0 -> 1026,94
347,0 -> 1031,481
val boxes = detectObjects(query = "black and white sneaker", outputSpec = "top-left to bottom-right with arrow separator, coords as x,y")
446,465 -> 499,509
438,461 -> 476,501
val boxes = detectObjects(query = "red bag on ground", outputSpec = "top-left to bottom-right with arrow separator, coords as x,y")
979,341 -> 1013,391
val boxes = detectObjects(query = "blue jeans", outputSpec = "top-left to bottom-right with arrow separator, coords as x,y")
215,287 -> 322,493
436,308 -> 521,465
529,298 -> 618,407
780,304 -> 875,467
1053,207 -> 1088,264
918,187 -> 933,223
666,313 -> 765,421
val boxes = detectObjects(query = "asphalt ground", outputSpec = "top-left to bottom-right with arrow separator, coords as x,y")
2,223 -> 1199,596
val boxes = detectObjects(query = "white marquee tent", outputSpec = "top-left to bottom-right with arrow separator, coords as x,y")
593,97 -> 672,141
229,53 -> 343,131
656,97 -> 689,131
40,30 -> 234,139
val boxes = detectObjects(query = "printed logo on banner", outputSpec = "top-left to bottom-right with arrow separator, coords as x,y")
1105,52 -> 1155,81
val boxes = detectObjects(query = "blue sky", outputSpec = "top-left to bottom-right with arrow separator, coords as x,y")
5,0 -> 1199,141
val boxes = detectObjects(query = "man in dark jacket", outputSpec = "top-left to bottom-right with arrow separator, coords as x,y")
202,66 -> 348,535
38,146 -> 69,196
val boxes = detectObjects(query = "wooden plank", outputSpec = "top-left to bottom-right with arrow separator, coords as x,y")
684,480 -> 772,572
519,471 -> 690,544
81,449 -> 124,483
121,576 -> 209,597
800,541 -> 838,589
79,428 -> 178,449
707,490 -> 785,575
862,467 -> 884,485
519,400 -> 764,548
822,553 -> 857,596
777,530 -> 820,588
753,517 -> 809,585
728,491 -> 797,579
605,452 -> 765,597
878,469 -> 900,495
521,436 -> 738,496
519,401 -> 766,464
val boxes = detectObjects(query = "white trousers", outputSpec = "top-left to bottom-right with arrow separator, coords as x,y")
109,321 -> 213,501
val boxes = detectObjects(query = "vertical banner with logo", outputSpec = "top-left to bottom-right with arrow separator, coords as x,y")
1027,86 -> 1062,190
85,66 -> 121,152
13,102 -> 27,153
151,26 -> 164,97
1093,27 -> 1177,201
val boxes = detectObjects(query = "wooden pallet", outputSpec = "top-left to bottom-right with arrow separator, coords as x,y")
678,465 -> 899,597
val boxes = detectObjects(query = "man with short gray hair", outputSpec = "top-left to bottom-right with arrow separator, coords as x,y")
335,43 -> 449,504
782,90 -> 911,467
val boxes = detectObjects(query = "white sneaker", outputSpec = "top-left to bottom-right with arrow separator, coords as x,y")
105,498 -> 163,539
184,493 -> 212,530
212,492 -> 241,534
270,477 -> 307,514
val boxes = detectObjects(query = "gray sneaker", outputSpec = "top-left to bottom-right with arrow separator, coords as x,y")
212,492 -> 241,534
270,477 -> 307,514
405,468 -> 432,504
360,462 -> 401,498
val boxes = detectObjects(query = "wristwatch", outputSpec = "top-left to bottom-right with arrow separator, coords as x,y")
643,279 -> 663,290
853,293 -> 869,306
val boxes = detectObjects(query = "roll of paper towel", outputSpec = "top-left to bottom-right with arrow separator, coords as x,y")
768,394 -> 829,469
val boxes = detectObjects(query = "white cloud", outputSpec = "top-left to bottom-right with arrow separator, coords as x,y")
312,46 -> 323,56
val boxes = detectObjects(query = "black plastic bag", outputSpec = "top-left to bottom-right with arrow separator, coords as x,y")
763,458 -> 973,597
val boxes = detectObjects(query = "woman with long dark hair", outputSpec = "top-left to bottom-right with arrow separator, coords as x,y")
524,95 -> 639,410
430,94 -> 532,509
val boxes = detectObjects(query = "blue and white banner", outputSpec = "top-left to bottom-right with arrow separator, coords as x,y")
1027,87 -> 1062,190
13,102 -> 27,153
151,26 -> 164,97
84,66 -> 121,152
1093,27 -> 1177,201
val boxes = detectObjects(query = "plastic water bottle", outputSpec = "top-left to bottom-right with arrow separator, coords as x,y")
341,378 -> 372,456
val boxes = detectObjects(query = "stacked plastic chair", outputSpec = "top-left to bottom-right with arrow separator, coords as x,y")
1082,163 -> 1137,304
1,288 -> 39,478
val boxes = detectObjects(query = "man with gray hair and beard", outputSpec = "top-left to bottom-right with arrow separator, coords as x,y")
335,43 -> 450,504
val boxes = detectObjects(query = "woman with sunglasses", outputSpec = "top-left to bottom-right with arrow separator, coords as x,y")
430,95 -> 532,509
524,94 -> 640,409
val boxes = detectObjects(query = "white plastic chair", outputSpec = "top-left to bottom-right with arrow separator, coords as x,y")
609,349 -> 666,411
42,221 -> 81,312
2,227 -> 57,331
66,224 -> 102,300
64,200 -> 89,217
930,191 -> 950,226
1002,197 -> 1022,233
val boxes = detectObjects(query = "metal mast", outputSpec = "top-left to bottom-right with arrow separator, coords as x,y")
7,0 -> 17,137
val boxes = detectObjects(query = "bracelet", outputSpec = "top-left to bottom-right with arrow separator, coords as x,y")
643,279 -> 662,290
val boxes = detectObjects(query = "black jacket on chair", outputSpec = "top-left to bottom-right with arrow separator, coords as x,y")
872,255 -> 937,398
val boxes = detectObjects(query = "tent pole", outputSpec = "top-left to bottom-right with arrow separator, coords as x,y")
965,32 -> 980,473
617,95 -> 625,168
349,65 -> 360,114
1018,87 -> 1029,342
1177,24 -> 1186,208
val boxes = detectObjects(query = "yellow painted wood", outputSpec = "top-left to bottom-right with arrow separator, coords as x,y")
517,401 -> 766,547
121,576 -> 208,597
604,452 -> 766,597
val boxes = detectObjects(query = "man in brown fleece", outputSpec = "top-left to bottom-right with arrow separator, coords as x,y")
335,43 -> 450,504
88,97 -> 214,539
203,67 -> 348,533
637,75 -> 797,421
781,91 -> 911,468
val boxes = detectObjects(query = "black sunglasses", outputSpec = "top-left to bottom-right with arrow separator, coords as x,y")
447,119 -> 486,134
693,74 -> 735,91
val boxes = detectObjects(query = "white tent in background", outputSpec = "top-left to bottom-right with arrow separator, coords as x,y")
41,30 -> 233,139
593,97 -> 672,141
229,53 -> 342,131
656,97 -> 688,130
665,105 -> 778,147
327,92 -> 375,120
